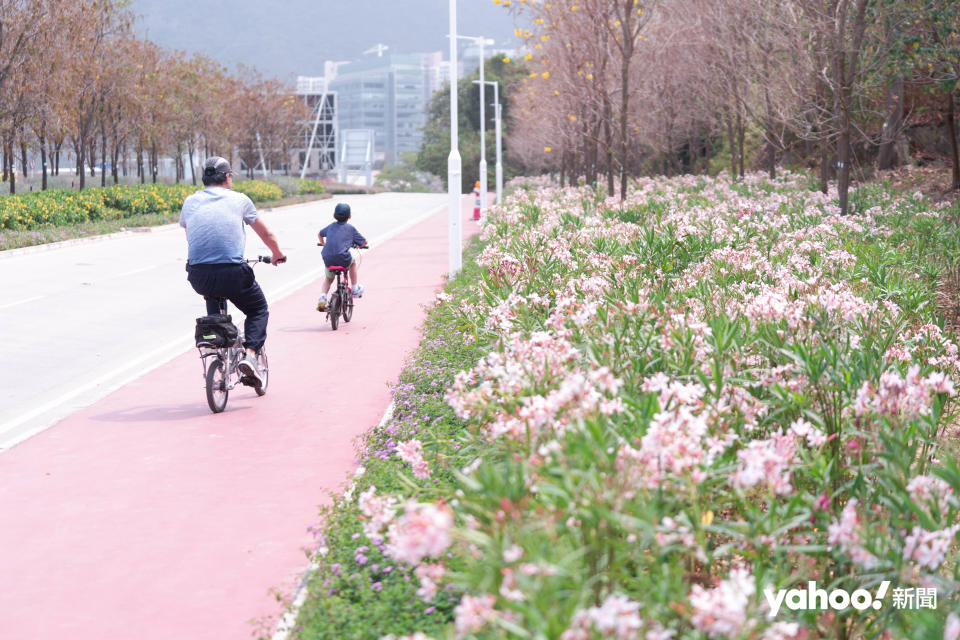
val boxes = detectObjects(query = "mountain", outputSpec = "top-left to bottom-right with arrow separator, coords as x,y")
129,0 -> 523,81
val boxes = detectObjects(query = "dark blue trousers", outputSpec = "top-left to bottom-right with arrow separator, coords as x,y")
186,263 -> 269,352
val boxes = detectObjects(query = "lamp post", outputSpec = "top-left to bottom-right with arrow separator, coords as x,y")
457,35 -> 493,217
474,79 -> 502,205
447,0 -> 462,276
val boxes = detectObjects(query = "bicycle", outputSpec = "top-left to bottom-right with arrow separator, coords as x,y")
318,244 -> 367,331
194,255 -> 279,413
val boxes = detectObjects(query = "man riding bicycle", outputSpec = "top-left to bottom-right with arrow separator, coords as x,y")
179,156 -> 286,388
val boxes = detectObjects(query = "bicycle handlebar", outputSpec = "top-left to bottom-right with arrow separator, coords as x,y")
247,255 -> 287,264
316,243 -> 368,249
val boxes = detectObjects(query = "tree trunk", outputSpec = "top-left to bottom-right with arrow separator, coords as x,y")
604,102 -> 614,195
704,129 -> 712,176
767,140 -> 776,179
737,112 -> 745,178
2,144 -> 7,182
88,140 -> 96,178
820,140 -> 830,194
947,90 -> 960,192
112,142 -> 120,184
878,76 -> 904,170
726,107 -> 737,178
77,140 -> 85,191
559,148 -> 566,188
100,127 -> 107,187
188,144 -> 197,185
20,138 -> 28,178
6,141 -> 15,194
619,49 -> 630,200
152,143 -> 158,183
39,122 -> 47,191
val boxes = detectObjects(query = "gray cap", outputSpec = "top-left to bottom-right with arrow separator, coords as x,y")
202,156 -> 234,176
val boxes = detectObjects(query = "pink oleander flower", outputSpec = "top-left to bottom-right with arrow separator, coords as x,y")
358,486 -> 397,545
499,567 -> 524,602
927,371 -> 955,395
730,431 -> 797,495
386,500 -> 453,565
454,593 -> 496,638
414,563 -> 446,602
907,475 -> 955,512
945,612 -> 960,640
903,525 -> 959,570
761,622 -> 801,640
827,499 -> 879,569
789,417 -> 827,447
503,544 -> 524,563
855,365 -> 951,420
561,594 -> 645,640
689,567 -> 756,638
617,403 -> 713,490
396,438 -> 431,480
655,516 -> 696,549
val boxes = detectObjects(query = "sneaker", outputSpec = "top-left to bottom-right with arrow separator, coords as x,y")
316,294 -> 327,311
237,356 -> 263,389
352,283 -> 364,298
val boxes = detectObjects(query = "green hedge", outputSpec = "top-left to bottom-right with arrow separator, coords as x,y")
232,180 -> 284,202
0,184 -> 199,231
0,180 -> 294,232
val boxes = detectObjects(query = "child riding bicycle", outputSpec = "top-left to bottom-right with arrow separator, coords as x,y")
317,202 -> 368,311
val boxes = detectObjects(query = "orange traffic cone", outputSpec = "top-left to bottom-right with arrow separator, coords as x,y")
472,181 -> 481,220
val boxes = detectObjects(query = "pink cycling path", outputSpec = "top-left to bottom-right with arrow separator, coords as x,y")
0,197 -> 480,639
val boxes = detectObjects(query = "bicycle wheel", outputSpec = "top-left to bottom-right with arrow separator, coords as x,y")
255,349 -> 269,396
343,290 -> 353,323
328,292 -> 340,330
205,358 -> 228,413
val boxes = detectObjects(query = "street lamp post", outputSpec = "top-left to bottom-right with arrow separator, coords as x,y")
447,0 -> 462,276
474,79 -> 502,205
457,35 -> 493,217
477,40 -> 487,218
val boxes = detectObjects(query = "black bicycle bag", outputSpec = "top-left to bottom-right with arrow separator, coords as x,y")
195,314 -> 239,348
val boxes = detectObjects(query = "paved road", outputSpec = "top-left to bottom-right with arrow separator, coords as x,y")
0,193 -> 447,450
0,194 -> 479,639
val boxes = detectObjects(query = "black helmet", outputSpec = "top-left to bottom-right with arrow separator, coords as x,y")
334,203 -> 351,221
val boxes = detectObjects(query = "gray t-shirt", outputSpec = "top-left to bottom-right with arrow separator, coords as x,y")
179,186 -> 258,265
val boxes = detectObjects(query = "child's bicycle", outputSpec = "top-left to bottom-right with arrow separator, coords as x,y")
194,256 -> 279,413
318,244 -> 367,331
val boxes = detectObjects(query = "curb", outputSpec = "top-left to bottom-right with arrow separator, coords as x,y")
270,402 -> 396,640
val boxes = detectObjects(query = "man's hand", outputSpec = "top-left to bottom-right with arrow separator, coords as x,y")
271,254 -> 287,266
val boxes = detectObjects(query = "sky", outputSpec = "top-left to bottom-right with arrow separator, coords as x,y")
129,0 -> 526,81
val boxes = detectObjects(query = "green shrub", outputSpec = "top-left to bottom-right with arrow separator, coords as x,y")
232,179 -> 284,202
296,178 -> 326,195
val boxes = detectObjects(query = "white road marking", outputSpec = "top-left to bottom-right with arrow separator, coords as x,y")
0,295 -> 43,310
0,334 -> 194,451
114,265 -> 158,278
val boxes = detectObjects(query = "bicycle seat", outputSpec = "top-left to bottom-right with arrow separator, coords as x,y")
328,266 -> 347,272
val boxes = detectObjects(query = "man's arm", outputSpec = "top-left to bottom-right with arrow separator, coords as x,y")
250,218 -> 286,265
